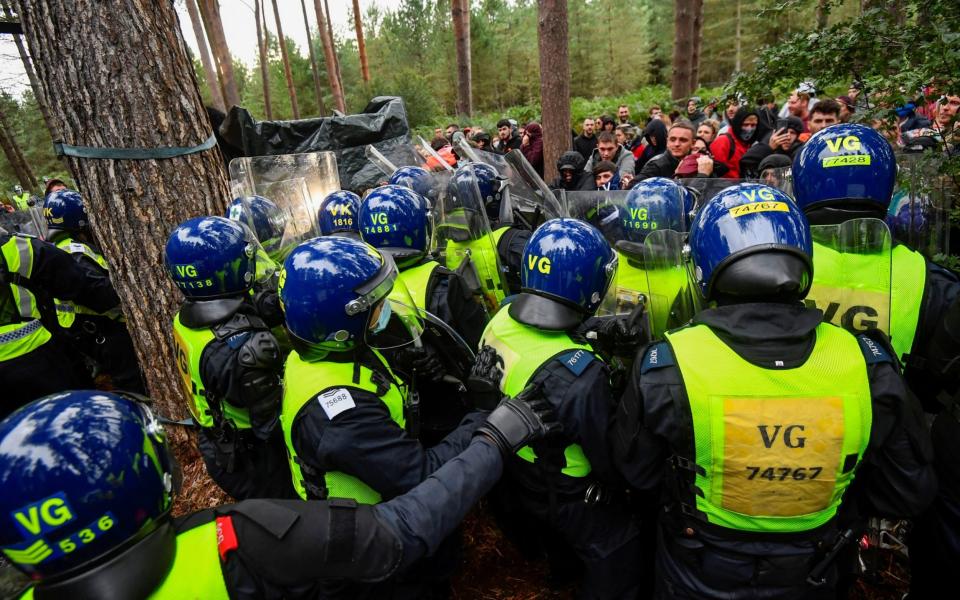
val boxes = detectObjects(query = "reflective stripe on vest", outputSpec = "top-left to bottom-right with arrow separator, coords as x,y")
480,308 -> 592,478
394,260 -> 439,312
889,245 -> 926,362
53,237 -> 121,328
0,236 -> 51,361
445,228 -> 507,309
281,350 -> 406,502
171,312 -> 252,430
665,323 -> 872,533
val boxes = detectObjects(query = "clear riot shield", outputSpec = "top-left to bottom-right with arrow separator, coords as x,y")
643,230 -> 698,336
366,270 -> 425,351
888,154 -> 952,260
451,134 -> 564,228
806,218 -> 892,336
27,204 -> 48,239
760,167 -> 794,197
416,135 -> 456,173
364,143 -> 428,179
678,178 -> 761,214
435,172 -> 508,313
228,151 -> 340,222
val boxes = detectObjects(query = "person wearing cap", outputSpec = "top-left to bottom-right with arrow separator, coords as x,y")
592,160 -> 620,190
43,177 -> 67,198
611,183 -> 935,599
550,150 -> 590,191
757,154 -> 793,187
738,115 -> 804,178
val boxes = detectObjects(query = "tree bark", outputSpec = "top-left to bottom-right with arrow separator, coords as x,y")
0,0 -> 57,139
15,0 -> 230,421
271,0 -> 300,119
0,103 -> 36,189
198,0 -> 240,109
255,0 -> 273,119
184,0 -> 224,113
689,0 -> 704,93
734,0 -> 742,74
452,0 -> 472,117
671,0 -> 694,101
352,0 -> 370,84
300,0 -> 327,115
537,0 -> 569,184
323,0 -> 344,105
815,0 -> 829,29
313,0 -> 346,112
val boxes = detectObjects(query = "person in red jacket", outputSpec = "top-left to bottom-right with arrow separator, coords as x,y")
709,106 -> 758,179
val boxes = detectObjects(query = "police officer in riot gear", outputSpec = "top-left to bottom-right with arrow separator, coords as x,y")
225,195 -> 288,265
792,123 -> 960,596
43,189 -> 145,393
278,236 -> 489,597
0,389 -> 557,600
477,218 -> 644,599
164,216 -> 293,500
0,228 -> 120,416
612,183 -> 936,599
318,190 -> 362,239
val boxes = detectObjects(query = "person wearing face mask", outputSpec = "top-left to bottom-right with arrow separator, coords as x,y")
709,106 -> 759,179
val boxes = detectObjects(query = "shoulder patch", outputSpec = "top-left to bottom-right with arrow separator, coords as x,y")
68,242 -> 88,254
316,388 -> 356,420
215,515 -> 239,561
640,342 -> 675,374
856,333 -> 895,366
557,349 -> 595,377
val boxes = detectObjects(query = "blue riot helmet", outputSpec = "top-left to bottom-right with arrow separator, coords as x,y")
509,218 -> 617,330
164,216 -> 260,299
279,236 -> 421,356
0,391 -> 176,582
451,162 -> 506,224
792,123 -> 897,224
689,183 -> 812,303
318,190 -> 361,237
225,195 -> 285,257
622,177 -> 690,242
359,185 -> 432,266
388,166 -> 435,200
43,189 -> 88,231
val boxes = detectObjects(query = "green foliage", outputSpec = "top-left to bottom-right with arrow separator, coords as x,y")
0,92 -> 73,198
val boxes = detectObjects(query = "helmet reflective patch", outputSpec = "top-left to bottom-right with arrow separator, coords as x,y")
11,493 -> 74,538
821,134 -> 870,168
333,329 -> 350,342
729,202 -> 789,219
695,265 -> 703,282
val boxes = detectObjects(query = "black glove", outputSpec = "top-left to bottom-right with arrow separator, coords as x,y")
577,313 -> 649,359
252,289 -> 284,329
474,384 -> 560,455
397,344 -> 446,383
467,345 -> 504,411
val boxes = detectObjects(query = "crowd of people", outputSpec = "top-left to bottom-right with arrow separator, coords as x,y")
0,82 -> 958,600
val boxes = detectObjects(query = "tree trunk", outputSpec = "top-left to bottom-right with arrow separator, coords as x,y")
451,0 -> 472,117
537,0 -> 569,184
0,0 -> 57,139
313,0 -> 345,112
184,0 -> 224,112
255,0 -> 273,119
815,0 -> 829,29
734,0 -> 742,74
323,0 -> 344,104
689,0 -> 704,93
352,0 -> 370,84
0,104 -> 37,189
271,0 -> 300,119
300,0 -> 327,115
198,0 -> 240,109
15,0 -> 230,421
671,0 -> 694,101
0,114 -> 35,190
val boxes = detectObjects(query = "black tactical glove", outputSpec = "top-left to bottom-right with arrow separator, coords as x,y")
252,289 -> 285,329
466,345 -> 504,411
577,313 -> 650,359
474,383 -> 560,455
397,344 -> 446,383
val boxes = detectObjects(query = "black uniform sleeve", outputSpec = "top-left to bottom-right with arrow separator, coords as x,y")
293,391 -> 485,500
610,343 -> 679,492
496,227 -> 531,296
851,334 -> 937,518
427,270 -> 488,349
27,237 -> 120,312
906,263 -> 960,407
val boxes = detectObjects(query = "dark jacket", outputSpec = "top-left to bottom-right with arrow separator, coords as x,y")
573,133 -> 598,161
611,303 -> 937,599
738,133 -> 804,179
492,134 -> 522,154
636,119 -> 668,171
521,123 -> 544,177
550,151 -> 591,191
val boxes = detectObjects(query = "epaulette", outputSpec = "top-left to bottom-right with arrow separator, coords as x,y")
640,341 -> 675,375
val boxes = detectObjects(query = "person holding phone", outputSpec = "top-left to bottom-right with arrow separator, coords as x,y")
738,116 -> 804,179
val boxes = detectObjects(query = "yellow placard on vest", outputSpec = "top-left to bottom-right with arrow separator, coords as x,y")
728,202 -> 790,219
804,283 -> 891,335
720,396 -> 844,517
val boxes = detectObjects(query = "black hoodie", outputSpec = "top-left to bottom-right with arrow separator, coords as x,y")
636,119 -> 668,171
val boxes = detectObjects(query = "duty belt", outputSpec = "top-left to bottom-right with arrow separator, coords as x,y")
0,318 -> 42,344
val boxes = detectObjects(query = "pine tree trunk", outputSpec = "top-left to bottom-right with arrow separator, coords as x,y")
452,0 -> 472,117
271,0 -> 300,119
14,0 -> 230,421
184,0 -> 225,112
300,0 -> 327,115
198,0 -> 240,109
671,0 -> 694,101
0,103 -> 36,189
255,0 -> 273,119
0,0 -> 57,140
313,0 -> 346,112
323,0 -> 344,104
815,0 -> 829,29
0,114 -> 34,190
689,0 -> 704,93
735,0 -> 742,74
353,0 -> 370,84
537,0 -> 569,184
